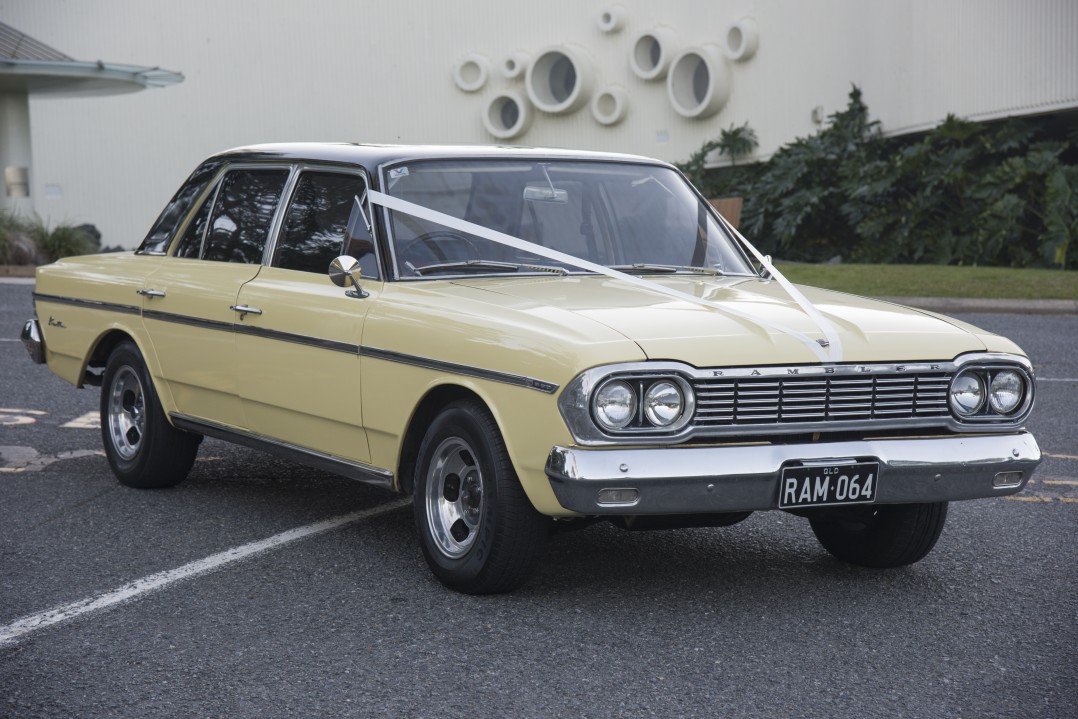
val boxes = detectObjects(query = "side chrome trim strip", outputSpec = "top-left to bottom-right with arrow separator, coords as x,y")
234,323 -> 360,354
142,309 -> 233,332
361,346 -> 559,394
170,413 -> 395,489
33,294 -> 557,393
32,293 -> 140,316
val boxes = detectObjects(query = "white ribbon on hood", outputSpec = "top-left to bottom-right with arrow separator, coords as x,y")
368,190 -> 843,364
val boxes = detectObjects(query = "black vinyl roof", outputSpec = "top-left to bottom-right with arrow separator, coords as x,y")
213,142 -> 669,176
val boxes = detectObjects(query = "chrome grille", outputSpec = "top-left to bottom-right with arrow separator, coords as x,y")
692,371 -> 952,427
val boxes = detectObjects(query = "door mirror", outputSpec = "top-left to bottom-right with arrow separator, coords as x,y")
328,255 -> 369,298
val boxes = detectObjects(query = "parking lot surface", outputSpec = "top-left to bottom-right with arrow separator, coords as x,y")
2,280 -> 1075,718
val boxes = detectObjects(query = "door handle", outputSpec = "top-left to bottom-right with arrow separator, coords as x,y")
136,289 -> 166,298
230,304 -> 263,320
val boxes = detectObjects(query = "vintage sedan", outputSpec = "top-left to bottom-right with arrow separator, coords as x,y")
22,143 -> 1040,593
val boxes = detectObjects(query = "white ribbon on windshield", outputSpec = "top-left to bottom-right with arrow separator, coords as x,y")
368,190 -> 842,363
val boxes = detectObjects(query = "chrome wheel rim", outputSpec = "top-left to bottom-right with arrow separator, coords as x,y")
107,366 -> 146,461
424,437 -> 484,558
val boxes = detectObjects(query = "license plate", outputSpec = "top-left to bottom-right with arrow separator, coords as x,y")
778,461 -> 879,508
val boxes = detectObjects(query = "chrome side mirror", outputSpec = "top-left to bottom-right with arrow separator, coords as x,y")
329,255 -> 369,298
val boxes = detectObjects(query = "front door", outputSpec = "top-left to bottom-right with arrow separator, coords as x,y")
234,168 -> 381,463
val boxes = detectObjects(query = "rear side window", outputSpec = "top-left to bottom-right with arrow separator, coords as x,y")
274,171 -> 379,278
202,168 -> 290,264
137,159 -> 225,254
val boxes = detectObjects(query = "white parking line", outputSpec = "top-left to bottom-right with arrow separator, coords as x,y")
60,412 -> 99,429
1037,378 -> 1078,382
0,497 -> 411,648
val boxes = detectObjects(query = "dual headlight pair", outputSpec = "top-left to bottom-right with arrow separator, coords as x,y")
949,367 -> 1029,418
593,376 -> 693,432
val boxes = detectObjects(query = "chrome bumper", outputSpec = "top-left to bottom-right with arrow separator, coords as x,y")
21,319 -> 45,364
545,432 -> 1041,514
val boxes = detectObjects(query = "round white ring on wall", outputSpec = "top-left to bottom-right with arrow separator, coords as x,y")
501,53 -> 529,80
453,54 -> 490,92
525,44 -> 594,114
629,27 -> 677,81
667,44 -> 732,119
723,16 -> 760,61
483,90 -> 533,139
591,86 -> 628,126
597,6 -> 626,33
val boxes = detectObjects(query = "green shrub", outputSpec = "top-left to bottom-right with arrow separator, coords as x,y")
684,87 -> 1078,269
27,216 -> 96,263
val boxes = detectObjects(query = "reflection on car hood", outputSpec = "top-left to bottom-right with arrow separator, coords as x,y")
450,275 -> 989,366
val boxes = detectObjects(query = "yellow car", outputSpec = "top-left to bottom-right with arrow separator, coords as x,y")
22,143 -> 1041,593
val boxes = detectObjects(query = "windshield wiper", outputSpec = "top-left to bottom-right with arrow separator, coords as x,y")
606,263 -> 723,276
413,260 -> 568,276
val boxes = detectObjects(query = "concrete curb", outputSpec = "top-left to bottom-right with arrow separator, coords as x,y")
878,296 -> 1078,316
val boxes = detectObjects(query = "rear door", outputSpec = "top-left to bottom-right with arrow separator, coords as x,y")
143,165 -> 292,429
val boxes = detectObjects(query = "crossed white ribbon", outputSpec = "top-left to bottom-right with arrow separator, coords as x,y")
368,190 -> 843,364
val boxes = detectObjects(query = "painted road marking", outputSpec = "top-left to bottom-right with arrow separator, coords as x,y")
1036,378 -> 1078,382
1044,453 -> 1078,461
1005,496 -> 1056,502
0,446 -> 105,473
0,498 -> 412,648
60,412 -> 99,429
0,408 -> 47,426
1041,478 -> 1078,486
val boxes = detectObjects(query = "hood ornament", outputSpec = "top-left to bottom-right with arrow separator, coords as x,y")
816,338 -> 830,348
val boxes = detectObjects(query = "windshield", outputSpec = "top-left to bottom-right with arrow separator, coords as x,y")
380,159 -> 756,278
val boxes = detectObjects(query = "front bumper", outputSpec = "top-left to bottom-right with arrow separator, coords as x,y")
545,432 -> 1041,514
21,319 -> 45,364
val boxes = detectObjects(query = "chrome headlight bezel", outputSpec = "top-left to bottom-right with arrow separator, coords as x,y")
947,357 -> 1034,423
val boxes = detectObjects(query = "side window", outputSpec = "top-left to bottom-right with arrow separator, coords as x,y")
202,168 -> 290,264
137,159 -> 224,254
172,185 -> 216,258
274,171 -> 379,278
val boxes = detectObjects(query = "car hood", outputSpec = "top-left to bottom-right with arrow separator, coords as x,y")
450,274 -> 988,366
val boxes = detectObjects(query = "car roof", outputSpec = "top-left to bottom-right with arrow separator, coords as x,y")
213,142 -> 669,174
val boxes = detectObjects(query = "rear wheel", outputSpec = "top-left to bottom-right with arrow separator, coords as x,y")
100,341 -> 200,488
413,399 -> 549,594
809,502 -> 948,568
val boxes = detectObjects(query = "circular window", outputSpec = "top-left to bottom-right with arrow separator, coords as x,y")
525,45 -> 592,114
591,86 -> 628,126
629,28 -> 676,81
723,17 -> 760,62
483,91 -> 533,139
667,45 -> 731,119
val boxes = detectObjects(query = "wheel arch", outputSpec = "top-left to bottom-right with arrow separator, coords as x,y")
82,328 -> 141,387
396,384 -> 489,495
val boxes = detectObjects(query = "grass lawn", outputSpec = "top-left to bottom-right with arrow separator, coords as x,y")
775,262 -> 1078,300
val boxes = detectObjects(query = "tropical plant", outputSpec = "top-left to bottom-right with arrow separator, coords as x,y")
26,216 -> 96,263
684,87 -> 1078,268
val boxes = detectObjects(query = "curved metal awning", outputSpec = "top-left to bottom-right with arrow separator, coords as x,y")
0,59 -> 184,96
0,22 -> 183,97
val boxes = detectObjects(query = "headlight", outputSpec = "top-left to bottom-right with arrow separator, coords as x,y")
594,380 -> 637,430
643,381 -> 684,427
989,370 -> 1024,414
949,372 -> 985,415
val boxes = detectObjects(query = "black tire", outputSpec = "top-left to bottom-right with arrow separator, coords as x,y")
100,340 -> 200,489
808,502 -> 948,568
413,399 -> 549,594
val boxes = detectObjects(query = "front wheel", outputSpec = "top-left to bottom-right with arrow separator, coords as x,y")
808,502 -> 948,568
100,340 -> 200,488
413,399 -> 549,594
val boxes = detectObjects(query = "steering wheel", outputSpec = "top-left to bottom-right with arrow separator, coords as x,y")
408,231 -> 480,262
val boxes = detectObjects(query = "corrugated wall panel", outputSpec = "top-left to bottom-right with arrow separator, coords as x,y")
3,0 -> 1076,247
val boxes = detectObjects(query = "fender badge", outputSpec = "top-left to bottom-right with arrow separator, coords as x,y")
48,316 -> 66,329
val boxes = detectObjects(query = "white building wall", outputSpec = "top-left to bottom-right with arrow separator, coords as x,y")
3,0 -> 1076,248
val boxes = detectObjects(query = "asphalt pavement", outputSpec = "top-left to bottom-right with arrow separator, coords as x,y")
1,279 -> 1075,718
